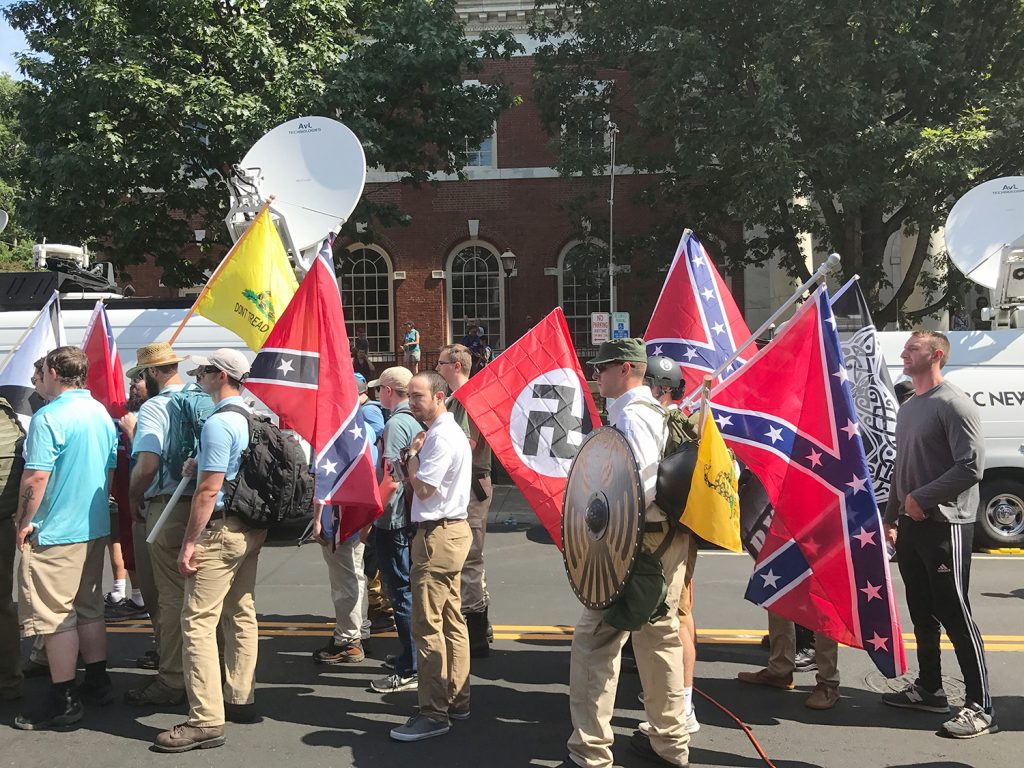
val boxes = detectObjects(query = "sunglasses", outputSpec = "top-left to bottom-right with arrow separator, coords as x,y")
592,361 -> 626,373
196,366 -> 222,376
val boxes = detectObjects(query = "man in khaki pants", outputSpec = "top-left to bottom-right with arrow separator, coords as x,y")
123,342 -> 196,706
155,349 -> 264,753
390,371 -> 472,743
565,339 -> 692,768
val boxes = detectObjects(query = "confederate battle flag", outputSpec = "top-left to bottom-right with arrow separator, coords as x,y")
452,308 -> 601,550
246,237 -> 382,542
644,230 -> 752,396
710,285 -> 907,678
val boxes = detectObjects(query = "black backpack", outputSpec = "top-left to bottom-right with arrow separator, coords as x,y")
217,405 -> 315,529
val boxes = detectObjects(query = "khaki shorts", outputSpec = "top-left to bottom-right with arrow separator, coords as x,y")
19,536 -> 107,636
676,533 -> 699,618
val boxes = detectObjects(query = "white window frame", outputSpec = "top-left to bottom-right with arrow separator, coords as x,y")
340,243 -> 395,356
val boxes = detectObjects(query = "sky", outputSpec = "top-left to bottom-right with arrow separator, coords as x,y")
0,3 -> 25,78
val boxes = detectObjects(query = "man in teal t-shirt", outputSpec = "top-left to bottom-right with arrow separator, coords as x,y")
14,346 -> 117,730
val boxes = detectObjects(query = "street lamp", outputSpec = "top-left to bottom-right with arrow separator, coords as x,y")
500,249 -> 517,347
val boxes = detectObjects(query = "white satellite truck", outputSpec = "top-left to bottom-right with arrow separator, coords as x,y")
876,175 -> 1024,549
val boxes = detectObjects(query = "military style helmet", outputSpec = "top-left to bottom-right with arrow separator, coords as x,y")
645,355 -> 682,388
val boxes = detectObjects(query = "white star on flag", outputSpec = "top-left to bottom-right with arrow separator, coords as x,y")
701,287 -> 714,301
860,581 -> 882,601
806,449 -> 822,467
348,424 -> 363,441
320,459 -> 338,476
867,632 -> 889,651
683,347 -> 698,361
761,569 -> 781,589
653,345 -> 663,355
692,254 -> 706,268
765,425 -> 783,443
715,413 -> 733,428
840,419 -> 860,439
712,322 -> 725,335
277,358 -> 295,375
846,474 -> 868,494
825,314 -> 837,329
852,527 -> 877,548
832,367 -> 849,383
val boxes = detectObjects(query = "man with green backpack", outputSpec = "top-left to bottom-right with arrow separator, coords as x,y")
123,342 -> 214,708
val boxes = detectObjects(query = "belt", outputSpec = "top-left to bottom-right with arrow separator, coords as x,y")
416,518 -> 468,531
205,509 -> 231,529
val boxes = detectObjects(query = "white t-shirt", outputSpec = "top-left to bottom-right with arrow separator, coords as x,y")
607,385 -> 668,516
411,411 -> 471,523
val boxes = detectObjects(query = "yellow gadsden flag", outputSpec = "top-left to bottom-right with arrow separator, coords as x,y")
680,410 -> 742,552
193,208 -> 298,351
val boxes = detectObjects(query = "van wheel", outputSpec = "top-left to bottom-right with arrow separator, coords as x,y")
976,479 -> 1024,549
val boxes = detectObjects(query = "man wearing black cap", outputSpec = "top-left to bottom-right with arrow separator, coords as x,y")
565,339 -> 692,768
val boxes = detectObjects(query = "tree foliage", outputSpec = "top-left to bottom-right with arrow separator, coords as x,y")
0,72 -> 35,270
533,1 -> 1024,320
5,0 -> 518,286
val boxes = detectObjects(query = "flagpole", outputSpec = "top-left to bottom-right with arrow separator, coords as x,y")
680,253 -> 841,409
830,274 -> 860,305
168,197 -> 275,345
696,375 -> 712,441
0,291 -> 58,376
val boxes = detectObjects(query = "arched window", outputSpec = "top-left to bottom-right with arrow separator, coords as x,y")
338,244 -> 394,354
447,242 -> 504,347
559,240 -> 611,348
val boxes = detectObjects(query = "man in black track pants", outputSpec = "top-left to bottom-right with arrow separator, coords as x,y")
882,330 -> 993,739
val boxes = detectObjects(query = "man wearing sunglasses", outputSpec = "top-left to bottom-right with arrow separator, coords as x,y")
565,338 -> 692,768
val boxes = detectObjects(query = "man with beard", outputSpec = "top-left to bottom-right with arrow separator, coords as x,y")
122,342 -> 210,708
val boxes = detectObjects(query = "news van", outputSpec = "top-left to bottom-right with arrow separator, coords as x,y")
878,330 -> 1024,549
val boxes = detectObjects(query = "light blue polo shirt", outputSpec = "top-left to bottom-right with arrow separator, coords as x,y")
197,396 -> 250,509
132,383 -> 185,497
24,389 -> 118,546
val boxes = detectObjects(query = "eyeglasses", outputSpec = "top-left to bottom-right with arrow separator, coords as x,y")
196,366 -> 221,376
592,362 -> 625,374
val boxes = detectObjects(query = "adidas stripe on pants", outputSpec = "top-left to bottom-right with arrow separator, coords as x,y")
895,516 -> 991,711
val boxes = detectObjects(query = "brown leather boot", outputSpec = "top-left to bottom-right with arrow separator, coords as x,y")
153,722 -> 226,752
805,683 -> 841,710
736,668 -> 795,689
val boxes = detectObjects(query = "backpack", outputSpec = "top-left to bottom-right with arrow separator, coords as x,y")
218,405 -> 315,529
627,400 -> 702,527
159,384 -> 216,485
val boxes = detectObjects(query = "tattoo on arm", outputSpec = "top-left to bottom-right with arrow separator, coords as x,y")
17,486 -> 36,528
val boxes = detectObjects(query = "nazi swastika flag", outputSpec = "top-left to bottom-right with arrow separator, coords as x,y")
452,308 -> 602,550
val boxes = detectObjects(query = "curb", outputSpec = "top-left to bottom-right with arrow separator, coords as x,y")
980,547 -> 1024,554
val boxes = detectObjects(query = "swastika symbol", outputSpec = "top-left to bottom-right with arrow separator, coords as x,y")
522,384 -> 583,459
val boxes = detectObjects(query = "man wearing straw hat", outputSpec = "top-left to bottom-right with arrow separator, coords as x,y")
122,342 -> 201,708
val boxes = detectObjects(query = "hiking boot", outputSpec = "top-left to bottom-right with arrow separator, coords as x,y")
629,730 -> 679,766
737,668 -> 795,690
124,677 -> 187,707
805,683 -> 840,710
153,722 -> 226,752
77,676 -> 115,706
390,713 -> 450,742
225,702 -> 260,724
104,597 -> 149,622
794,648 -> 817,672
313,640 -> 365,665
881,682 -> 950,713
370,672 -> 418,693
369,612 -> 397,632
136,650 -> 159,670
14,686 -> 83,730
941,703 -> 995,739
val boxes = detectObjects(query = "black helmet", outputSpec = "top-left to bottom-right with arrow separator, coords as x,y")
645,355 -> 682,388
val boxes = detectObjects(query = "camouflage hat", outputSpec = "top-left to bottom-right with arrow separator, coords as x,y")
590,338 -> 647,366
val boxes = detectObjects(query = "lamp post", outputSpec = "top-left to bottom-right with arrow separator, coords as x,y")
500,248 -> 517,347
607,121 -> 618,313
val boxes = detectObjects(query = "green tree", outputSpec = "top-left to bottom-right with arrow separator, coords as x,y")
6,0 -> 518,286
534,1 -> 1024,321
0,72 -> 35,271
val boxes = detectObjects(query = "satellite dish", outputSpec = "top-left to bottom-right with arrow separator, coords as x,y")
946,176 -> 1024,289
0,210 -> 8,236
238,116 -> 366,256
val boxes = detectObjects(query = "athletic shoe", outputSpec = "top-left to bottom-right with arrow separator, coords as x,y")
14,687 -> 83,731
312,640 -> 365,665
124,677 -> 186,706
794,648 -> 818,672
77,677 -> 115,706
881,682 -> 950,713
383,654 -> 397,670
370,673 -> 418,693
390,713 -> 450,742
153,722 -> 226,752
136,650 -> 159,670
941,703 -> 995,739
104,597 -> 149,622
685,709 -> 700,734
737,668 -> 795,690
629,730 -> 677,765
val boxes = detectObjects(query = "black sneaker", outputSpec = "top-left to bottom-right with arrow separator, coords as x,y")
881,682 -> 950,713
14,687 -> 83,730
104,597 -> 149,622
225,702 -> 261,724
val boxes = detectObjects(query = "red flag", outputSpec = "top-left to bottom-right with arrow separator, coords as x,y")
245,238 -> 382,541
452,308 -> 601,550
81,301 -> 127,419
644,231 -> 753,394
710,286 -> 906,678
80,301 -> 132,568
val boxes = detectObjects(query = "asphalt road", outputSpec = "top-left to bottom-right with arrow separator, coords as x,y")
2,486 -> 1023,767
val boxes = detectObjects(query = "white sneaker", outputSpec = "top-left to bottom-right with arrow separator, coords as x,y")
685,709 -> 700,734
941,704 -> 995,739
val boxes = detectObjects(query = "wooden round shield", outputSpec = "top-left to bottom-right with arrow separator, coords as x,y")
562,427 -> 644,609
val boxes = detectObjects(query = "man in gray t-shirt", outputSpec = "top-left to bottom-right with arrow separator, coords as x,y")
880,331 -> 992,739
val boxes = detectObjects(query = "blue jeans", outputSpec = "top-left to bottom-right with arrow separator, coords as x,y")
373,525 -> 416,676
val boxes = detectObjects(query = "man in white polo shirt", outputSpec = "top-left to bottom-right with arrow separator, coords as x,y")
390,371 -> 472,743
